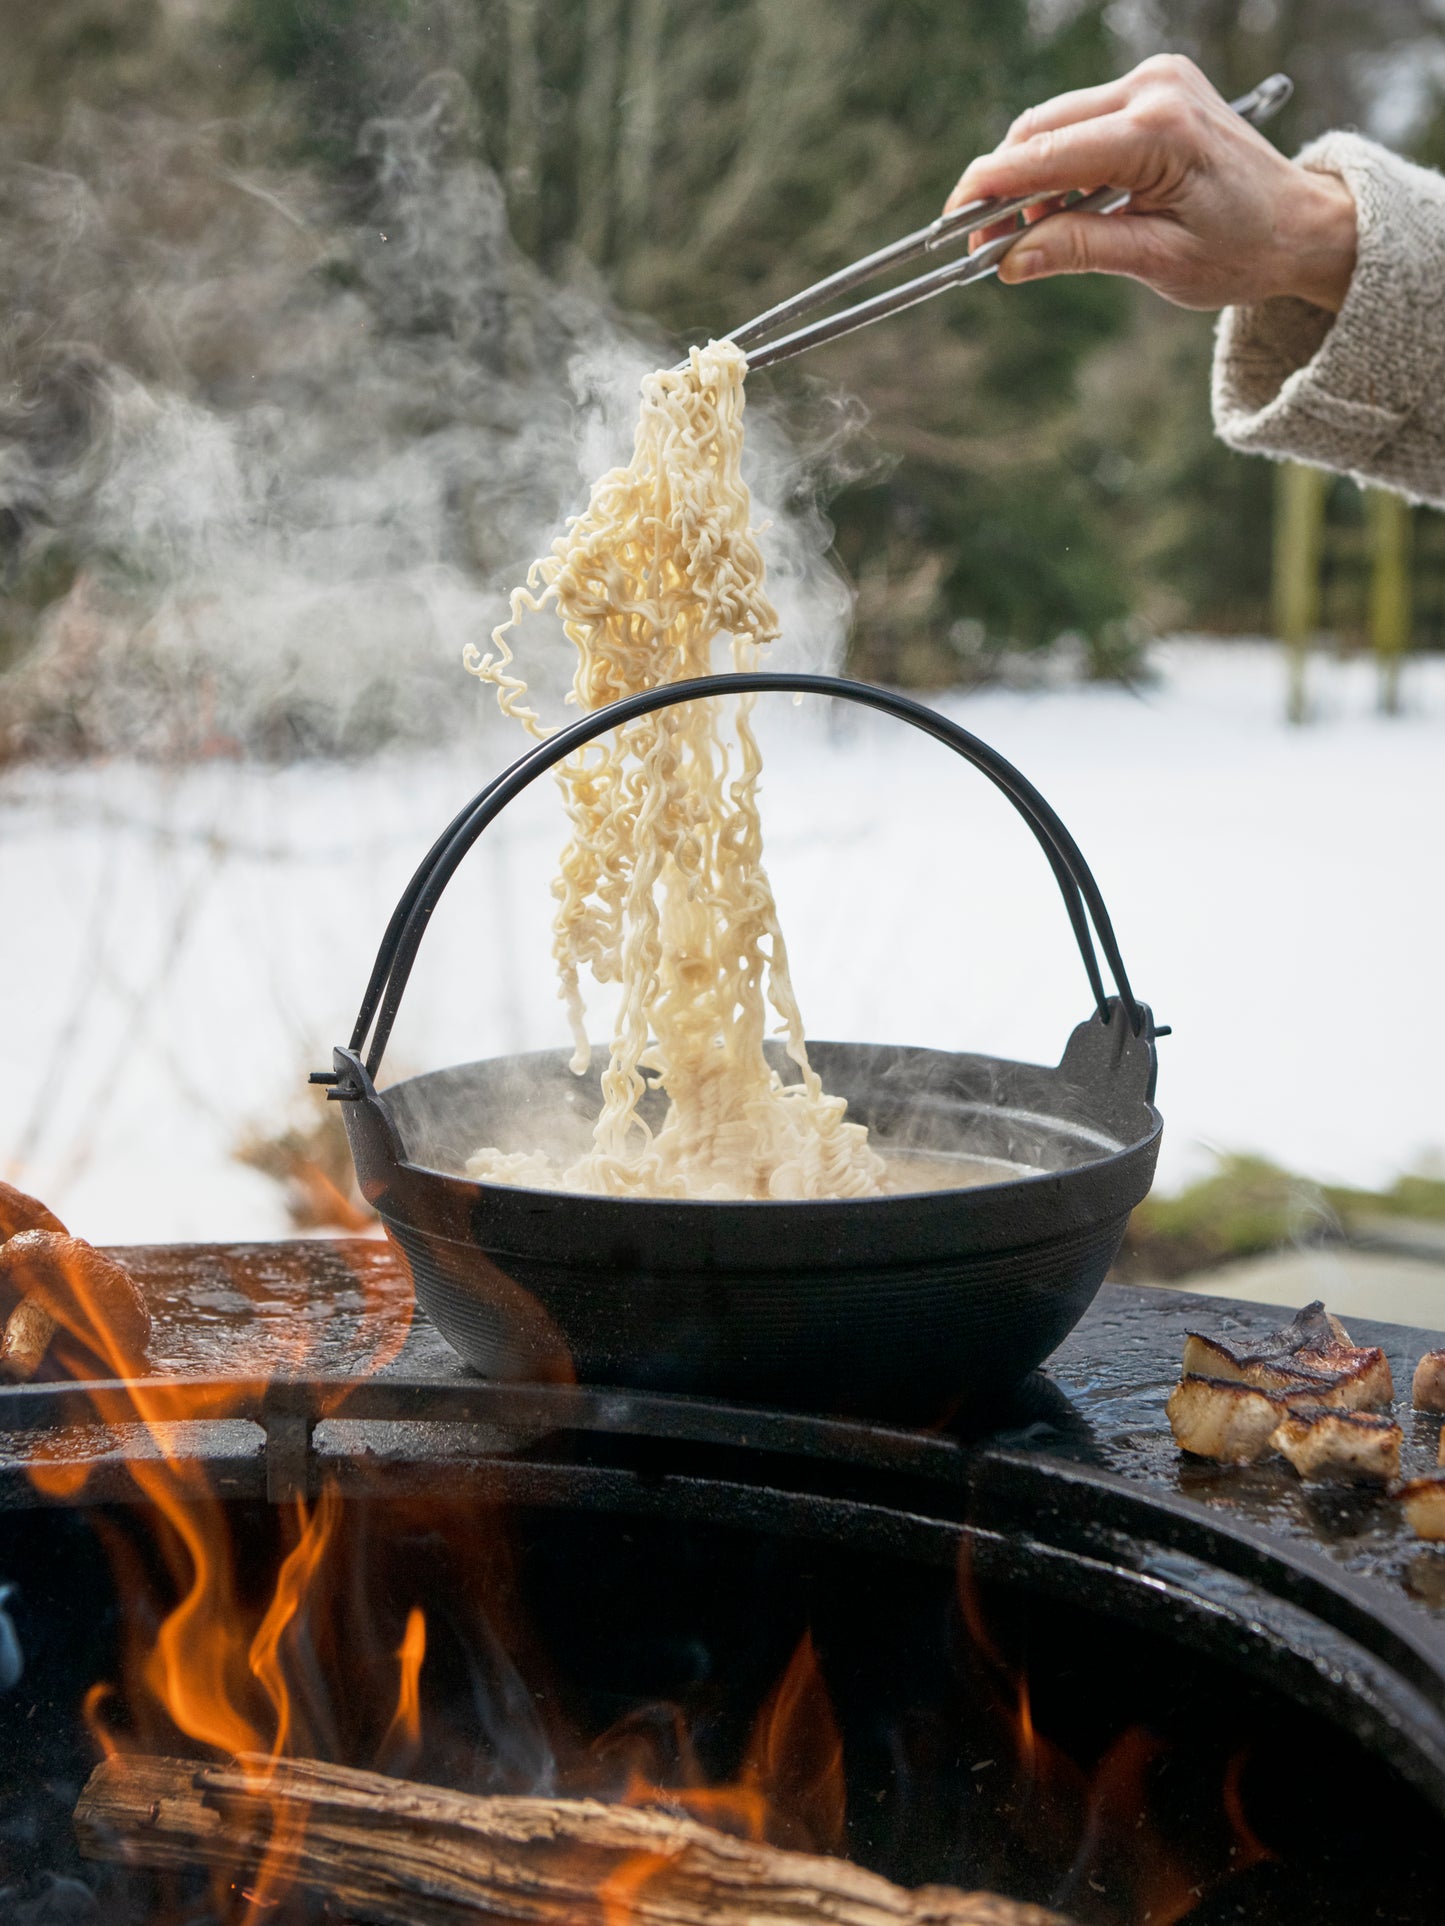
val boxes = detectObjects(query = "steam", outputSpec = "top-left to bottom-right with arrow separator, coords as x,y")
0,79 -> 872,762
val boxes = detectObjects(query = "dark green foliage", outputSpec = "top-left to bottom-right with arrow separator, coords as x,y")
1116,1151 -> 1445,1281
4,0 -> 1444,714
221,0 -> 1143,676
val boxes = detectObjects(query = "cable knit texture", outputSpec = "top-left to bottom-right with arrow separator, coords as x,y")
1212,132 -> 1445,507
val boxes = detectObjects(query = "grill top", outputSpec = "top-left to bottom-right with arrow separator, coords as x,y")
0,1239 -> 1442,1653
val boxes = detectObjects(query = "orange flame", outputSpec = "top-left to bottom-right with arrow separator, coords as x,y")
1222,1747 -> 1275,1873
376,1605 -> 428,1774
599,1849 -> 675,1926
619,1630 -> 845,1855
955,1536 -> 1282,1923
17,1239 -> 420,1919
32,1228 -> 1287,1926
82,1681 -> 120,1763
741,1630 -> 846,1853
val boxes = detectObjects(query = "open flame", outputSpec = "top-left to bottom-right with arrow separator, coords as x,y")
24,1235 -> 1290,1926
956,1536 -> 1278,1924
612,1629 -> 846,1855
20,1241 -> 417,1921
377,1605 -> 428,1775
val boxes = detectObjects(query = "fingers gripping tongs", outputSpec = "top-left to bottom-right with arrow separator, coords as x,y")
693,72 -> 1292,373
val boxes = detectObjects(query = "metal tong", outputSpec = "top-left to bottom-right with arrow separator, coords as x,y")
699,72 -> 1292,373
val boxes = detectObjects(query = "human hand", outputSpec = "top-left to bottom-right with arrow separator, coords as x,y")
945,55 -> 1357,313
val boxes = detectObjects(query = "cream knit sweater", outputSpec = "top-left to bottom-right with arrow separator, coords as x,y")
1212,132 -> 1445,508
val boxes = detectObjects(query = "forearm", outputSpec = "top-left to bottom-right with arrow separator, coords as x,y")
1213,133 -> 1445,508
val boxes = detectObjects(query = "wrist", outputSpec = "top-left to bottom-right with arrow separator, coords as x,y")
1275,166 -> 1357,313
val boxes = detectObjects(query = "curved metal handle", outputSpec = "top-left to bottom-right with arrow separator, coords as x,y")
332,672 -> 1147,1086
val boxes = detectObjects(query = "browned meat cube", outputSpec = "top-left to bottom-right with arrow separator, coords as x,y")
1166,1377 -> 1289,1465
1182,1301 -> 1392,1409
1412,1350 -> 1445,1415
1395,1473 -> 1445,1540
1270,1409 -> 1402,1485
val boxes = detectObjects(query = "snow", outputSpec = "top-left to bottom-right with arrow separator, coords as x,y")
3,638 -> 1443,1243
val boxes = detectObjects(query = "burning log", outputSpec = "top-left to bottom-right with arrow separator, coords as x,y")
75,1752 -> 1072,1926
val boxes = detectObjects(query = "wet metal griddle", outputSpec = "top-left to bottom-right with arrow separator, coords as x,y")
1,1240 -> 1444,1817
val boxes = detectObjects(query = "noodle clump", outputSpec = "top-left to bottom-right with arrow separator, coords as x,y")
463,340 -> 885,1200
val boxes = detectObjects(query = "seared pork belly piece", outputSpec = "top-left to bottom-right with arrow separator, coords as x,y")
1182,1300 -> 1393,1409
1412,1350 -> 1445,1414
1270,1408 -> 1402,1485
1166,1376 -> 1294,1465
1395,1473 -> 1445,1540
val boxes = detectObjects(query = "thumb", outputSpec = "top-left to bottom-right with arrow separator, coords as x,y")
998,208 -> 1171,286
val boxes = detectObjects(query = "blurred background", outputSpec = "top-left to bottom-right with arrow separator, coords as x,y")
2,0 -> 1444,1320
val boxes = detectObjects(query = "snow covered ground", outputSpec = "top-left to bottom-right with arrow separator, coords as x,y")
4,637 -> 1444,1243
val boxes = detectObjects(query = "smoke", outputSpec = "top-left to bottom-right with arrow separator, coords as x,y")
0,78 -> 873,762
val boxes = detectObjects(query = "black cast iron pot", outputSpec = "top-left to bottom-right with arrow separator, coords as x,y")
321,673 -> 1164,1424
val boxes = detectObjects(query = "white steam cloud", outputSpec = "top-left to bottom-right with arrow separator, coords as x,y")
0,77 -> 875,763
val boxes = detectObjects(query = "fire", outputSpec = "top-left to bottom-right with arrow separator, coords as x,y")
598,1849 -> 675,1926
377,1605 -> 428,1773
23,1229 -> 1289,1926
741,1630 -> 847,1854
1221,1747 -> 1275,1874
611,1629 -> 845,1855
18,1239 -> 417,1922
956,1535 -> 1279,1923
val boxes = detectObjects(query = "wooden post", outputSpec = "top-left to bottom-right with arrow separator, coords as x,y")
1367,488 -> 1412,717
1273,461 -> 1326,725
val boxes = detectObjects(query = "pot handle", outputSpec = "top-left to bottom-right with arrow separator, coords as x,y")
323,671 -> 1154,1089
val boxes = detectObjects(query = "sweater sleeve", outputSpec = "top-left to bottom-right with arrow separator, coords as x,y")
1211,132 -> 1445,508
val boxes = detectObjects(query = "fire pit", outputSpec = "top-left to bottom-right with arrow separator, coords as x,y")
322,673 -> 1165,1424
2,1242 -> 1444,1924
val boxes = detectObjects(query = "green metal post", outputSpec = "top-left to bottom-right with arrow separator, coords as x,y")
1273,461 -> 1326,725
1367,488 -> 1412,717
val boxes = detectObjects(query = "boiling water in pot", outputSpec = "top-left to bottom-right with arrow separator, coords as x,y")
875,1149 -> 1036,1194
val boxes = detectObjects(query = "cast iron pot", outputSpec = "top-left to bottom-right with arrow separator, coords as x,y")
320,673 -> 1163,1424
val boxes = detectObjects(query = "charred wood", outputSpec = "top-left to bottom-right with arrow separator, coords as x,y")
74,1752 -> 1072,1926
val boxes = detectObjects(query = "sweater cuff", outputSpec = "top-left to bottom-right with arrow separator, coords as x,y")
1212,132 -> 1435,472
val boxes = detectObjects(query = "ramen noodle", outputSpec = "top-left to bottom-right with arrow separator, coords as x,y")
463,340 -> 885,1200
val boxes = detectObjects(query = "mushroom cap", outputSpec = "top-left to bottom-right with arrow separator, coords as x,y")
0,1182 -> 66,1243
0,1231 -> 151,1369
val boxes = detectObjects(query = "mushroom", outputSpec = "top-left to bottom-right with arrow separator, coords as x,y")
0,1232 -> 151,1381
0,1180 -> 66,1242
0,1183 -> 70,1379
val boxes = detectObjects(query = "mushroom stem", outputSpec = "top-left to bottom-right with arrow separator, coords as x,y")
0,1297 -> 59,1381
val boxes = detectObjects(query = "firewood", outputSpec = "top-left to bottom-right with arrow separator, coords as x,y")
75,1752 -> 1071,1926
